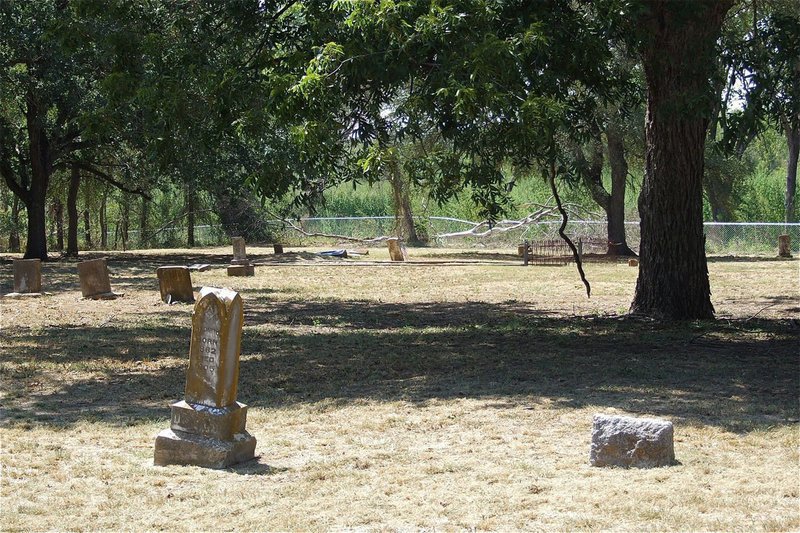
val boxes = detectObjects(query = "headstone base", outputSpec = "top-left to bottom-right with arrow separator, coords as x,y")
154,428 -> 256,469
230,259 -> 251,266
83,291 -> 122,300
227,265 -> 255,276
169,400 -> 248,440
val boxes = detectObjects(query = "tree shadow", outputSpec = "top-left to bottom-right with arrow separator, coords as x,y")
2,298 -> 798,435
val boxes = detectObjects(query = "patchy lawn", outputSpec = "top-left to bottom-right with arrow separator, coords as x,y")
1,247 -> 798,531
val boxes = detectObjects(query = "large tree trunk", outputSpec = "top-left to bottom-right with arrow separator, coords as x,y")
120,197 -> 129,251
786,125 -> 799,224
186,186 -> 195,247
83,209 -> 92,249
605,126 -> 636,256
66,164 -> 80,256
23,97 -> 51,260
631,0 -> 732,320
9,195 -> 21,253
575,133 -> 635,257
53,199 -> 64,252
140,196 -> 149,248
389,160 -> 419,244
100,188 -> 108,249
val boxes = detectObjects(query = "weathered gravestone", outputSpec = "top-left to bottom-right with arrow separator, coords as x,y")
228,237 -> 254,276
273,244 -> 284,255
12,259 -> 42,294
77,258 -> 121,299
590,414 -> 675,468
156,266 -> 195,304
154,287 -> 256,468
387,238 -> 408,262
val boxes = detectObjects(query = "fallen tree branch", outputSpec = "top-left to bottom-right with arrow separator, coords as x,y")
265,210 -> 393,243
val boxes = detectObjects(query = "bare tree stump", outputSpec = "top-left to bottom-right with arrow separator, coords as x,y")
778,234 -> 792,258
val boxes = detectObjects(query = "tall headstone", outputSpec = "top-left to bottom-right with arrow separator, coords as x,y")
228,237 -> 254,276
13,259 -> 42,294
387,238 -> 408,262
156,266 -> 195,304
77,258 -> 120,299
154,287 -> 256,468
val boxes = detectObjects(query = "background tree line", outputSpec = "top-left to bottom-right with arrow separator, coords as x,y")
1,0 -> 798,318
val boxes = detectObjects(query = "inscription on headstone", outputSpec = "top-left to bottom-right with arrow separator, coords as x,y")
13,259 -> 42,294
77,258 -> 120,299
156,266 -> 194,304
154,287 -> 256,468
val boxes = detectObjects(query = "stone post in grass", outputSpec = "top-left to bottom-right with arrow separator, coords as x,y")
11,259 -> 42,296
227,237 -> 255,276
156,266 -> 195,304
77,258 -> 121,299
154,287 -> 256,468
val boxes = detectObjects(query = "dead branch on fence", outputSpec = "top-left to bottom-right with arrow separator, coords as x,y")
141,209 -> 213,244
434,202 -> 593,240
265,210 -> 393,243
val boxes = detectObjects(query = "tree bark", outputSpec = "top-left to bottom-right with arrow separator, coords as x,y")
605,126 -> 636,256
121,197 -> 129,250
186,186 -> 195,247
786,125 -> 799,224
83,208 -> 92,248
389,159 -> 419,244
23,95 -> 51,260
52,199 -> 64,251
140,196 -> 149,248
100,188 -> 108,249
631,0 -> 732,319
66,164 -> 80,256
9,195 -> 21,253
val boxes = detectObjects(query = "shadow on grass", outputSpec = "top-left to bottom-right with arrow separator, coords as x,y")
2,297 -> 798,434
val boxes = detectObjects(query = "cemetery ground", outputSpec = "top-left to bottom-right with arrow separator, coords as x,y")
0,247 -> 798,531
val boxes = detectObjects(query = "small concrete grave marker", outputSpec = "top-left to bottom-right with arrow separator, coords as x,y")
387,238 -> 408,262
154,287 -> 256,468
156,266 -> 194,304
11,259 -> 42,295
187,264 -> 211,272
77,258 -> 121,299
273,244 -> 284,254
590,414 -> 675,468
228,236 -> 254,276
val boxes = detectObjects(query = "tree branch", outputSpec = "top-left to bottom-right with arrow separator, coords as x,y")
68,161 -> 152,199
549,160 -> 591,298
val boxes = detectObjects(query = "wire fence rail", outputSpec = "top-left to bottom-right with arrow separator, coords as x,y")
40,217 -> 800,256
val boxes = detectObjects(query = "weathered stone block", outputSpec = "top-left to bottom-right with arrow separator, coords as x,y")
590,414 -> 675,468
227,264 -> 255,276
231,236 -> 248,263
169,400 -> 248,440
13,259 -> 42,293
156,266 -> 194,304
77,258 -> 120,299
154,428 -> 256,469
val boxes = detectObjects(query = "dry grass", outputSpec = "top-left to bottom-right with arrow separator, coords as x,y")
1,246 -> 798,531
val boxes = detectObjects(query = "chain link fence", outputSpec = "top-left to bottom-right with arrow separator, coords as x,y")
37,217 -> 799,256
265,217 -> 798,256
